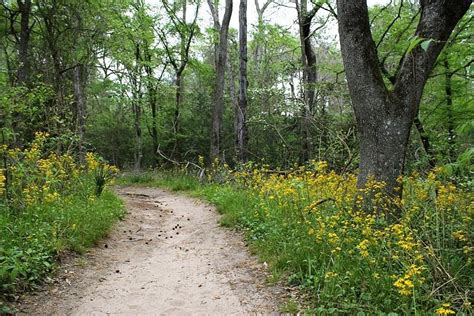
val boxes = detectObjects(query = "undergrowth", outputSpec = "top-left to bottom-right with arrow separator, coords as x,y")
118,164 -> 473,315
0,133 -> 123,310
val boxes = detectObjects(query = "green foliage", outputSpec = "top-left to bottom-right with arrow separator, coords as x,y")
0,190 -> 123,301
0,134 -> 124,304
0,83 -> 58,144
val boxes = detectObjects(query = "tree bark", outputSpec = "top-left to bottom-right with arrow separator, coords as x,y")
296,0 -> 320,163
172,70 -> 184,159
144,46 -> 159,168
297,0 -> 318,114
210,0 -> 233,162
337,0 -> 470,206
16,0 -> 32,85
132,43 -> 143,171
237,0 -> 248,162
39,3 -> 67,124
72,64 -> 87,164
208,0 -> 220,67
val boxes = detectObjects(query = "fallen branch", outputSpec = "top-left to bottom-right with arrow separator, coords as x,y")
156,145 -> 206,181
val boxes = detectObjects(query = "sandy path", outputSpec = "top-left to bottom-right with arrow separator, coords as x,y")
16,186 -> 283,315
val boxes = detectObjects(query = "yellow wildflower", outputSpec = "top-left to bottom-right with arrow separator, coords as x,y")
435,303 -> 456,315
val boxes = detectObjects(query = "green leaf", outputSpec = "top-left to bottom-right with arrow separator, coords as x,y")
406,36 -> 424,54
420,39 -> 433,51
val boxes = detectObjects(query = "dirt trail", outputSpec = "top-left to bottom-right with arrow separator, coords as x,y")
17,186 -> 284,315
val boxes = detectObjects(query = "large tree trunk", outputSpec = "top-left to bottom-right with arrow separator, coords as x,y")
237,0 -> 248,162
210,0 -> 233,162
145,68 -> 159,167
40,4 -> 67,130
16,0 -> 32,85
133,98 -> 143,171
297,0 -> 318,114
356,98 -> 412,198
208,0 -> 220,66
148,83 -> 159,168
72,64 -> 87,164
337,0 -> 470,209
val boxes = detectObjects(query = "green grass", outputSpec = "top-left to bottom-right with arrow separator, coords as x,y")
0,188 -> 124,306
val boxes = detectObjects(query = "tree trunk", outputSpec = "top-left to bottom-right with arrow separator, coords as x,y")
336,0 -> 470,209
142,43 -> 159,167
356,99 -> 412,198
72,64 -> 87,164
41,5 -> 67,128
253,0 -> 272,69
228,59 -> 239,157
172,71 -> 183,159
444,59 -> 456,161
149,84 -> 159,168
133,98 -> 143,171
208,0 -> 220,67
16,0 -> 32,85
296,0 -> 319,163
297,0 -> 318,114
210,0 -> 233,162
237,0 -> 248,162
145,68 -> 159,167
161,1 -> 199,161
132,43 -> 143,171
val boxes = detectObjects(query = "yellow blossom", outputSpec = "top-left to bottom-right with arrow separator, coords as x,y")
435,303 -> 456,315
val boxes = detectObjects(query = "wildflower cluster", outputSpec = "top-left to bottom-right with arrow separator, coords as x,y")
1,132 -> 123,300
435,303 -> 456,315
0,132 -> 119,209
393,264 -> 424,296
0,168 -> 5,196
228,161 -> 473,313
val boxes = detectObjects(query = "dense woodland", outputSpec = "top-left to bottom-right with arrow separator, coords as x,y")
1,0 -> 473,314
1,0 -> 471,174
